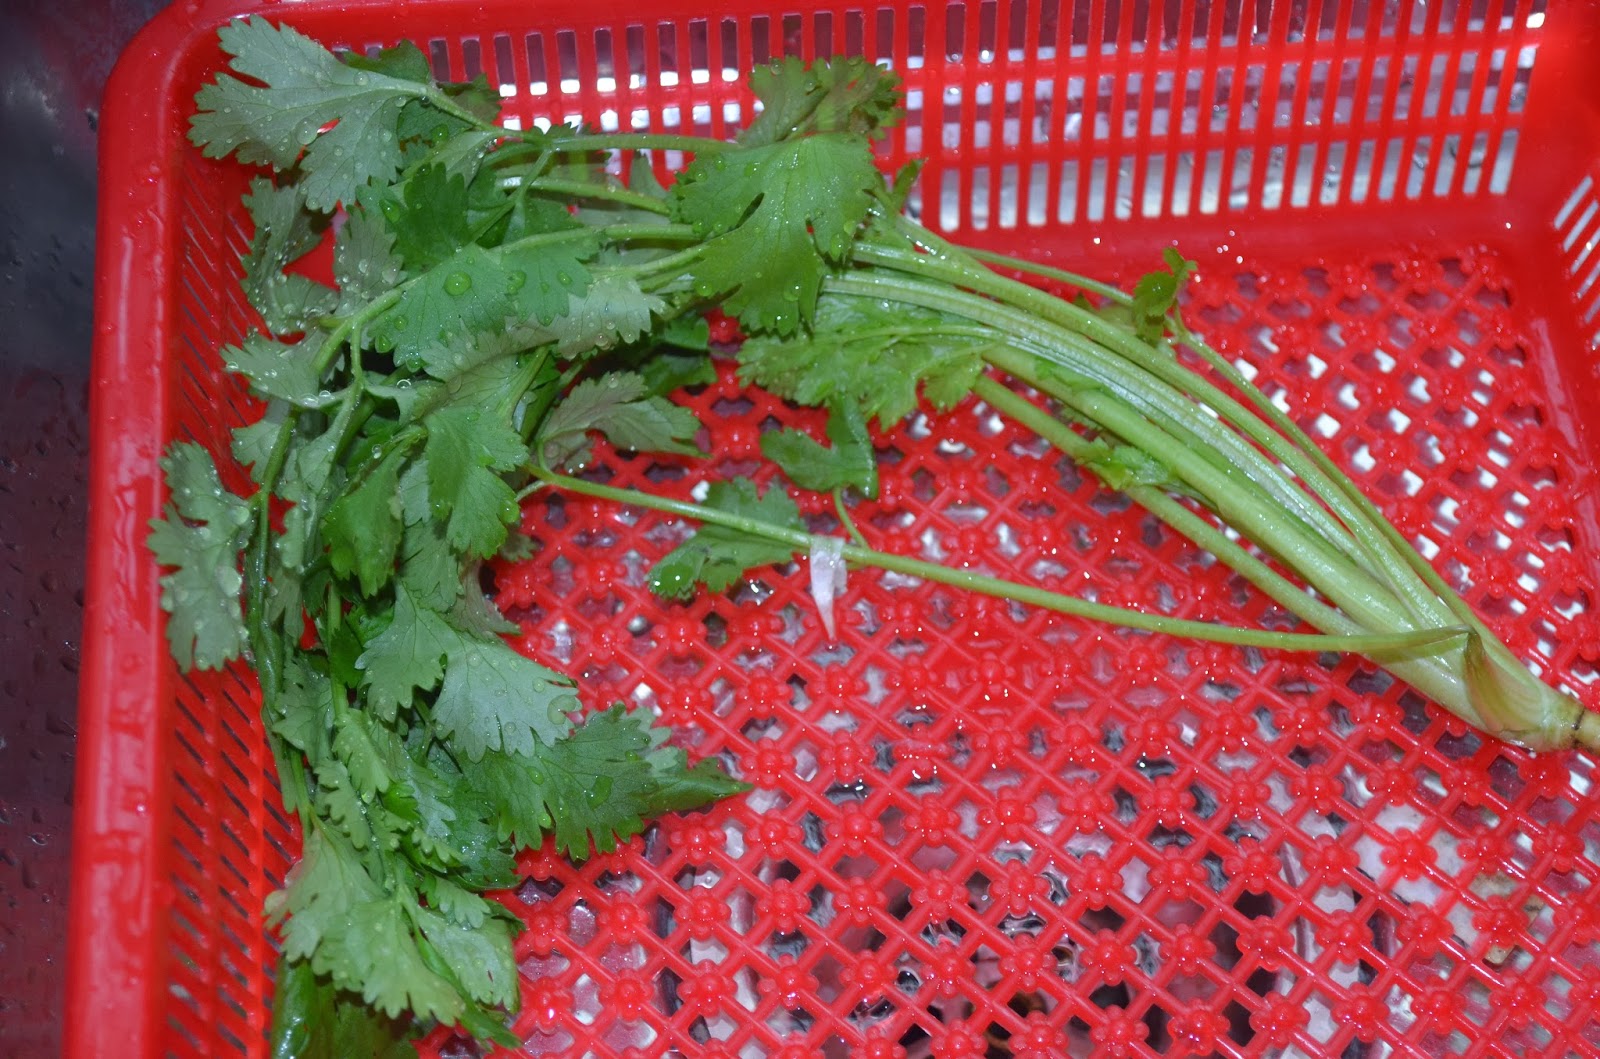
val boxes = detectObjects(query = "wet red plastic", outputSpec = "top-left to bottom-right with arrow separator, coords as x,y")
72,2 -> 1600,1057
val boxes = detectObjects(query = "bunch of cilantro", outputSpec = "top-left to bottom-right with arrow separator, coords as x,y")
154,16 -> 1597,1056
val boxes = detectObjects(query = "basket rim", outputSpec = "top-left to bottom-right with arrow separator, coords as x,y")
68,2 -> 263,1055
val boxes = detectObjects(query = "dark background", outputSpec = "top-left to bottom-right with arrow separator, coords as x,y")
0,0 -> 167,1054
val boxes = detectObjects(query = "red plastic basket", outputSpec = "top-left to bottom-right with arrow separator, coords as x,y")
71,1 -> 1600,1056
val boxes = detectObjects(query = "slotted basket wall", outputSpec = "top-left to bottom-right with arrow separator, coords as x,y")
71,1 -> 1600,1057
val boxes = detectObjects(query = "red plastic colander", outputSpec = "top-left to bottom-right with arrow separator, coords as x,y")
71,1 -> 1600,1056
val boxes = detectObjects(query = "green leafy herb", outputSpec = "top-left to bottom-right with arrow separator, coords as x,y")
147,443 -> 253,670
190,19 -> 431,211
670,134 -> 881,335
648,478 -> 806,599
1130,246 -> 1198,342
761,401 -> 878,498
537,371 -> 702,469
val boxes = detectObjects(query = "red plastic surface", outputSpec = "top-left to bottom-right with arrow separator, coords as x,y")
73,1 -> 1600,1057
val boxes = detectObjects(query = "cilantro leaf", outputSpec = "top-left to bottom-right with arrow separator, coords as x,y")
270,829 -> 517,1030
147,442 -> 254,670
414,873 -> 500,930
449,568 -> 521,638
368,238 -> 596,375
356,583 -> 457,718
268,825 -> 377,965
656,313 -> 712,354
356,582 -> 577,758
271,655 -> 335,759
231,400 -> 290,484
432,633 -> 578,760
334,202 -> 405,310
269,955 -> 417,1059
470,705 -> 736,858
422,404 -> 526,558
190,18 -> 431,211
648,751 -> 753,811
222,333 -> 327,406
341,39 -> 432,84
1081,439 -> 1176,492
741,56 -> 903,147
345,897 -> 462,1022
274,411 -> 349,575
396,461 -> 462,611
1130,246 -> 1198,341
551,272 -> 664,357
379,744 -> 466,869
538,371 -> 703,469
321,447 -> 407,595
314,759 -> 379,851
331,711 -> 393,798
240,178 -> 338,332
670,134 -> 880,335
736,294 -> 987,427
414,907 -> 518,1009
649,478 -> 805,600
500,190 -> 586,243
639,350 -> 718,395
761,400 -> 878,498
376,162 -> 471,271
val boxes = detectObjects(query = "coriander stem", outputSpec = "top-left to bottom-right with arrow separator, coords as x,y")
547,132 -> 731,154
833,491 -> 871,550
971,376 -> 1346,630
242,408 -> 303,760
530,466 -> 1467,657
963,246 -> 1134,305
1173,319 -> 1481,630
860,239 -> 1450,625
517,178 -> 671,215
993,346 -> 1424,640
970,375 -> 1480,710
881,211 -> 1132,305
826,271 -> 1380,585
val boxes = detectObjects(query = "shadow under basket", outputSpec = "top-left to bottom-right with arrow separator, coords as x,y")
72,1 -> 1600,1057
